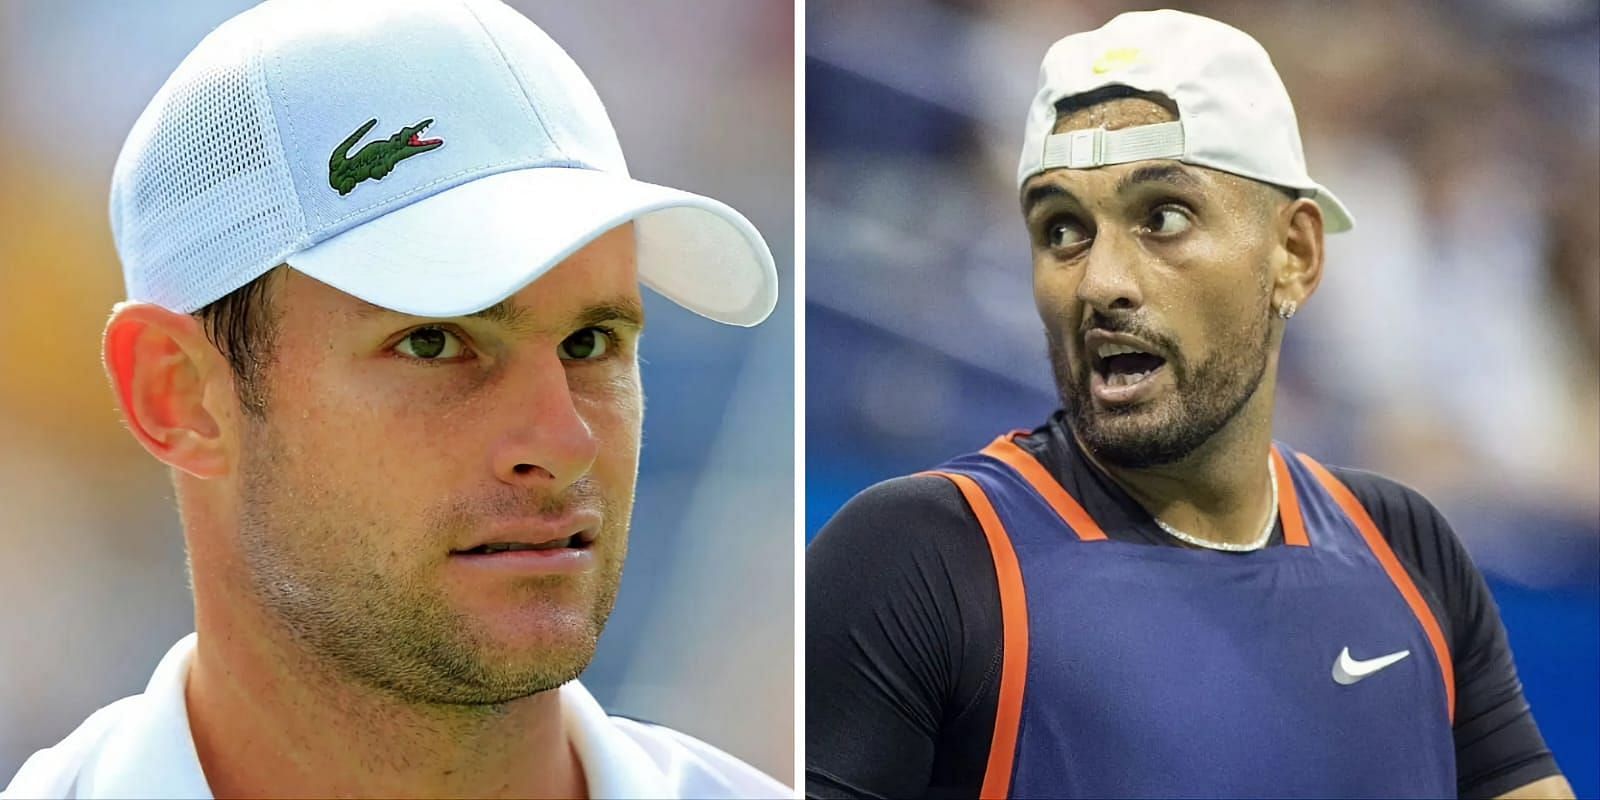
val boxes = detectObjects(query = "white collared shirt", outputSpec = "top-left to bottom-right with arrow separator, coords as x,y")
3,634 -> 789,799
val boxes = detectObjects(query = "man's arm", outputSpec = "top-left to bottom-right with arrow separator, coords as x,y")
805,475 -> 1000,799
1495,774 -> 1575,799
1334,467 -> 1568,799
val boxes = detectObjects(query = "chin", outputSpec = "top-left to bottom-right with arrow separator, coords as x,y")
482,643 -> 597,698
1070,399 -> 1201,469
1081,425 -> 1179,469
473,591 -> 606,652
422,611 -> 604,704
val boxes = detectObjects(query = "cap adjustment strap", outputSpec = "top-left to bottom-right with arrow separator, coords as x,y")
1040,120 -> 1185,170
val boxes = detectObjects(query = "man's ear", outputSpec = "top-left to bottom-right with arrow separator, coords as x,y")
102,303 -> 236,479
1274,197 -> 1325,314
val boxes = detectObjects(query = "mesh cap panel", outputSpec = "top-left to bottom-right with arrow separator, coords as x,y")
111,13 -> 305,313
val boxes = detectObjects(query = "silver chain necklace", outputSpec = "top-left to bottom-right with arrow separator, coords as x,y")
1152,462 -> 1278,552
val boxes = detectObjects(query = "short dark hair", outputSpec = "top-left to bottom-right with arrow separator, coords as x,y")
1054,84 -> 1179,118
1053,86 -> 1299,204
193,266 -> 283,416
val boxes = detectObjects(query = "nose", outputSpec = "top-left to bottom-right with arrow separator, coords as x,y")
1075,228 -> 1144,314
490,353 -> 599,493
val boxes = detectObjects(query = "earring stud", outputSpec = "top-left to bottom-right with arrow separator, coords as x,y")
1277,300 -> 1297,320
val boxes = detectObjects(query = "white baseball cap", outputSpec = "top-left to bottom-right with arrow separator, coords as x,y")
111,0 -> 778,325
1016,9 -> 1354,233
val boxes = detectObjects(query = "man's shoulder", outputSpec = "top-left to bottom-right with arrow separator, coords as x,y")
3,694 -> 147,799
809,472 -> 996,589
1299,457 -> 1472,595
815,473 -> 977,542
602,716 -> 790,798
1314,460 -> 1453,533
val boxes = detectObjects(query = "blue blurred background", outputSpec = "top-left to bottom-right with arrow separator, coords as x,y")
807,0 -> 1598,795
0,0 -> 793,784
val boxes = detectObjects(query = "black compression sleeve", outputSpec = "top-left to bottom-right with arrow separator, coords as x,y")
805,475 -> 1000,799
1330,467 -> 1563,798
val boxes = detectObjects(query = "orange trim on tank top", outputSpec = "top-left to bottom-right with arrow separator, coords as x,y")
1296,453 -> 1456,723
923,470 -> 1029,800
979,433 -> 1109,541
1270,446 -> 1311,547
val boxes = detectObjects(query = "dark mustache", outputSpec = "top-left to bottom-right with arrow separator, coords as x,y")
1078,310 -> 1176,357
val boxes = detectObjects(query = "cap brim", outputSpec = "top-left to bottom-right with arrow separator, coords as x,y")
1306,183 -> 1355,234
285,167 -> 777,325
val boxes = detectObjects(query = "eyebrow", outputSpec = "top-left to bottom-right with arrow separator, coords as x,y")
1114,163 -> 1202,195
1022,184 -> 1072,216
353,296 -> 645,331
572,299 -> 645,330
1023,163 -> 1204,217
463,299 -> 532,327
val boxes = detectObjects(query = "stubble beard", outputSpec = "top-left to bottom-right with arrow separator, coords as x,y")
232,419 -> 627,708
1049,303 -> 1273,470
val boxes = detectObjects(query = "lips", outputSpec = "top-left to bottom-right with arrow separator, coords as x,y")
449,513 -> 600,557
1084,329 -> 1169,405
456,536 -> 582,555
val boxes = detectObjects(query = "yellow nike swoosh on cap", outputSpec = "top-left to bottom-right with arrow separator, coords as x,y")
1092,47 -> 1142,74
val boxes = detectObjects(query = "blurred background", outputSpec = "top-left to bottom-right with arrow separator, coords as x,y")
808,0 -> 1598,794
0,0 -> 792,784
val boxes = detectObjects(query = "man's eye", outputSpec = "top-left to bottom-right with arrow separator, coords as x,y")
394,327 -> 467,360
1048,220 -> 1089,249
1146,206 -> 1192,235
558,327 -> 614,361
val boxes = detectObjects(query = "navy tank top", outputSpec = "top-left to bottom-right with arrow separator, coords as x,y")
927,433 -> 1456,798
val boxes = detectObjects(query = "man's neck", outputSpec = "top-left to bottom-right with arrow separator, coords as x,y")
184,604 -> 587,799
1072,385 -> 1278,548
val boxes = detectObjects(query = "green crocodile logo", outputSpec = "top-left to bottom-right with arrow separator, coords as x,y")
328,117 -> 443,196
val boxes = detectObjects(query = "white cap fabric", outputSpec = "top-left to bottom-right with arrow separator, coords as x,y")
1016,9 -> 1354,233
110,0 -> 778,325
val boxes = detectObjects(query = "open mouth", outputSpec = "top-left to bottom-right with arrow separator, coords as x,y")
1093,343 -> 1167,388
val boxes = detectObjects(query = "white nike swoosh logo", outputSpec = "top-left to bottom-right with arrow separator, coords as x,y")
1332,646 -> 1411,685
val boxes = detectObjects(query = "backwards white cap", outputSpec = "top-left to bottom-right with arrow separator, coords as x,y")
111,0 -> 778,324
1017,9 -> 1354,233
